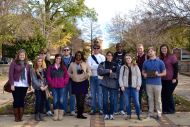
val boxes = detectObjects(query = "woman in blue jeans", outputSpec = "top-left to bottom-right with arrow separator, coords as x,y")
119,54 -> 142,120
47,54 -> 69,121
98,51 -> 119,120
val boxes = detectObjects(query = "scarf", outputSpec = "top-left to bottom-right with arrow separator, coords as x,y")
19,60 -> 26,81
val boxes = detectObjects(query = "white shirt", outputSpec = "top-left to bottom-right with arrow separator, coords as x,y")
14,68 -> 28,87
87,53 -> 105,76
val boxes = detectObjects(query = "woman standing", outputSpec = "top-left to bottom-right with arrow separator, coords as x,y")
119,54 -> 142,120
98,51 -> 118,120
31,57 -> 47,121
160,44 -> 178,114
68,51 -> 91,119
9,49 -> 31,122
47,54 -> 69,121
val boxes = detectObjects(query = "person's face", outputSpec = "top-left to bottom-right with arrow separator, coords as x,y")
39,53 -> 46,60
161,46 -> 168,55
37,58 -> 43,67
93,47 -> 100,54
148,49 -> 156,57
116,44 -> 123,52
19,52 -> 26,61
55,56 -> 62,64
76,53 -> 82,61
63,48 -> 70,56
137,46 -> 144,55
106,53 -> 113,61
125,55 -> 132,64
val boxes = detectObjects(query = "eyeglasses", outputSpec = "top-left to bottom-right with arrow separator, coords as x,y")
64,49 -> 69,51
93,48 -> 100,50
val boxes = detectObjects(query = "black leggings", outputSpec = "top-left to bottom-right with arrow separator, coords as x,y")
75,94 -> 85,116
12,87 -> 28,108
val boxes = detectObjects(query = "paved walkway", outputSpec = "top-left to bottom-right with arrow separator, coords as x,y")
0,74 -> 190,127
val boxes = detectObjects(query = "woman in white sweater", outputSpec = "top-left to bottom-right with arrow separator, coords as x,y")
119,54 -> 142,120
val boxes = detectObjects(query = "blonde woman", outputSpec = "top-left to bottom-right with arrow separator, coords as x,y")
119,54 -> 142,120
31,56 -> 48,121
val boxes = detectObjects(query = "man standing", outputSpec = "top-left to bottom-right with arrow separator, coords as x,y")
136,44 -> 148,111
142,47 -> 166,120
87,43 -> 105,115
113,43 -> 126,115
62,46 -> 76,116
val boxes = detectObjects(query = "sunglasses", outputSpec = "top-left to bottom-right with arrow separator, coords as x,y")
64,49 -> 69,51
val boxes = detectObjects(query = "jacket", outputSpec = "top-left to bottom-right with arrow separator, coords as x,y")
68,62 -> 91,83
119,64 -> 142,88
47,64 -> 69,88
9,60 -> 31,86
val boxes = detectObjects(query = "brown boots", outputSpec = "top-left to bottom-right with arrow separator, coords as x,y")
13,107 -> 24,122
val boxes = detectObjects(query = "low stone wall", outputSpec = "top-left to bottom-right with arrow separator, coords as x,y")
0,64 -> 10,76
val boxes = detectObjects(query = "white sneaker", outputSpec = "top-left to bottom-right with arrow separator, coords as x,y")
109,115 -> 114,120
104,115 -> 109,120
114,112 -> 119,115
46,111 -> 53,116
120,110 -> 125,115
70,111 -> 76,116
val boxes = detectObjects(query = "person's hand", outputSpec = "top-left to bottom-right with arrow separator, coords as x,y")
172,79 -> 177,84
136,86 -> 140,91
11,85 -> 15,91
110,70 -> 112,74
143,73 -> 147,78
155,71 -> 159,77
40,86 -> 45,91
121,86 -> 125,92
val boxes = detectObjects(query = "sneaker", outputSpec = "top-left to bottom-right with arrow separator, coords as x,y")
120,110 -> 125,115
156,115 -> 161,121
70,111 -> 76,116
104,115 -> 109,120
114,112 -> 119,115
99,110 -> 103,115
90,110 -> 96,115
137,115 -> 141,121
46,111 -> 53,116
109,115 -> 114,120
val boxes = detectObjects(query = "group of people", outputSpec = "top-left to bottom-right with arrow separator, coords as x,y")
8,41 -> 178,122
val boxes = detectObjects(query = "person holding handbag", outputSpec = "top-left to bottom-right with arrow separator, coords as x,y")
31,56 -> 48,121
47,54 -> 69,121
119,54 -> 142,120
9,49 -> 31,122
68,51 -> 91,119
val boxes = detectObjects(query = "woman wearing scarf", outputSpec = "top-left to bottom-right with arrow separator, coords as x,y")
9,49 -> 31,122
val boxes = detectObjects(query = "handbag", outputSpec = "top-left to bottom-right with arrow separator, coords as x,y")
3,81 -> 12,93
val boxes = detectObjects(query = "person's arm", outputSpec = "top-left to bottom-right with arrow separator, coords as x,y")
85,63 -> 91,78
31,69 -> 42,89
63,65 -> 69,85
9,61 -> 15,86
97,63 -> 110,76
155,60 -> 166,77
87,56 -> 99,70
136,66 -> 142,88
67,63 -> 73,79
119,66 -> 125,91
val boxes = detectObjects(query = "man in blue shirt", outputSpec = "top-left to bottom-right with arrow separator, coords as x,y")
142,47 -> 166,120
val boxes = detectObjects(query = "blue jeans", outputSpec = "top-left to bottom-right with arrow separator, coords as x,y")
114,90 -> 125,112
51,88 -> 66,110
63,80 -> 76,112
90,76 -> 103,112
124,87 -> 140,116
102,86 -> 116,115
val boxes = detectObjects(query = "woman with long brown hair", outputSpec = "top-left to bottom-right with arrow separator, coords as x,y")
31,56 -> 48,121
9,49 -> 31,122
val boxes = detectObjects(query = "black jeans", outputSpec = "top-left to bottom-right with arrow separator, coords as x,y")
161,80 -> 178,113
12,87 -> 28,108
139,77 -> 148,110
35,90 -> 46,114
75,93 -> 85,116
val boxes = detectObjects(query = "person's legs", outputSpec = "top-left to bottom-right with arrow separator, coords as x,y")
124,88 -> 131,116
102,86 -> 109,115
113,90 -> 118,114
97,79 -> 103,113
18,87 -> 27,121
90,76 -> 97,113
146,85 -> 154,117
161,80 -> 168,113
68,81 -> 76,113
131,88 -> 140,117
168,80 -> 177,113
119,91 -> 125,114
154,85 -> 162,117
63,83 -> 69,113
58,88 -> 66,120
139,77 -> 147,111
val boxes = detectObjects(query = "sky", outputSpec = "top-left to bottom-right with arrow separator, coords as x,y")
84,0 -> 143,49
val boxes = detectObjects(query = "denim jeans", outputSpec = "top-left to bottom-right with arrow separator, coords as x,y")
35,90 -> 46,113
51,88 -> 66,110
124,87 -> 140,116
139,77 -> 148,110
63,80 -> 76,112
90,76 -> 103,112
102,86 -> 116,115
113,90 -> 125,112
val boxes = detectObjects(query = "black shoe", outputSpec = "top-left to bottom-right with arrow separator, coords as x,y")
156,115 -> 161,121
137,115 -> 141,121
77,115 -> 87,119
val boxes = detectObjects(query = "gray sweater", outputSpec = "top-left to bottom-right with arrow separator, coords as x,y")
31,69 -> 46,90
